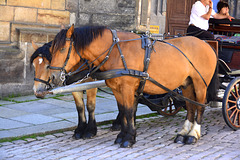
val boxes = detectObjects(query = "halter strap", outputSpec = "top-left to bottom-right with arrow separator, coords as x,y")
34,77 -> 52,89
48,38 -> 73,82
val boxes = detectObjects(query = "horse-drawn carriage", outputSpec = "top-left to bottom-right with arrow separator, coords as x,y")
32,19 -> 240,147
139,18 -> 240,130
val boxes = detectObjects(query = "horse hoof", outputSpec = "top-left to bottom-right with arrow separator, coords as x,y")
114,137 -> 123,144
110,124 -> 121,131
185,136 -> 197,144
120,141 -> 134,148
174,134 -> 185,144
83,132 -> 96,139
73,133 -> 83,140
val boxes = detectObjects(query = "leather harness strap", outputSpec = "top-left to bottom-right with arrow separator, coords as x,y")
90,30 -> 207,107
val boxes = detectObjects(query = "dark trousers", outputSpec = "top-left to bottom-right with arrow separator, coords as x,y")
187,25 -> 214,40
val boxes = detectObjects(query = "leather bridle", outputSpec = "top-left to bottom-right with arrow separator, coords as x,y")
33,54 -> 53,90
34,77 -> 52,90
48,38 -> 89,83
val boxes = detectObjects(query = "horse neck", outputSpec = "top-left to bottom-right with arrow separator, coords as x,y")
82,29 -> 113,69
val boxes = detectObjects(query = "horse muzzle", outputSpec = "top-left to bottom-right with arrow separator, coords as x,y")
51,70 -> 65,87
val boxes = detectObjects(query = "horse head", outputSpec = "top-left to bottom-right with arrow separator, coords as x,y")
30,41 -> 52,98
49,24 -> 81,86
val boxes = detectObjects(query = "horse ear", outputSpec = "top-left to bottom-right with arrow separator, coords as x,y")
66,24 -> 74,39
32,41 -> 39,50
60,24 -> 65,30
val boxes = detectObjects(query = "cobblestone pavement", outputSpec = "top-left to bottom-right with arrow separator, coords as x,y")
0,107 -> 240,160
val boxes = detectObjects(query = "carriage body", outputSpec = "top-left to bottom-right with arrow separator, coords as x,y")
207,18 -> 240,130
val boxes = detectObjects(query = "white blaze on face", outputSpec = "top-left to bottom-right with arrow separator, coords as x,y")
39,58 -> 43,65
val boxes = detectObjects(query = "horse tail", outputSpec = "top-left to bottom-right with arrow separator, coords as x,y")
207,61 -> 219,103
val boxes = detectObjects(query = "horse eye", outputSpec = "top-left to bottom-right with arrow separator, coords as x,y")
60,48 -> 66,53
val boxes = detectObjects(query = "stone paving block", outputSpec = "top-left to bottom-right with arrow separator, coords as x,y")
9,121 -> 75,138
11,114 -> 62,125
136,105 -> 154,116
0,130 -> 22,139
42,98 -> 76,109
8,94 -> 39,102
94,98 -> 118,114
0,107 -> 28,118
36,107 -> 73,116
95,112 -> 118,122
5,101 -> 59,113
52,112 -> 78,119
0,117 -> 30,129
65,117 -> 78,124
0,100 -> 14,105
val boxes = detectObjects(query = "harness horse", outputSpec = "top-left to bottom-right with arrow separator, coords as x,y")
30,41 -> 121,140
49,25 -> 218,148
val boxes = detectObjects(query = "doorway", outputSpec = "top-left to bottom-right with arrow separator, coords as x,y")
166,0 -> 196,35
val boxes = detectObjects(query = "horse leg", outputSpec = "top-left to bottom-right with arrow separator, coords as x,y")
113,89 -> 138,148
81,88 -> 97,139
185,85 -> 207,144
174,84 -> 196,144
72,91 -> 87,139
110,111 -> 122,131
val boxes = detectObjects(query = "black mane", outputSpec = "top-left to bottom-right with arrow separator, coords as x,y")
30,41 -> 52,64
51,26 -> 107,54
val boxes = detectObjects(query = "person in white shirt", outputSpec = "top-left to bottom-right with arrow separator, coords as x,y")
187,0 -> 234,40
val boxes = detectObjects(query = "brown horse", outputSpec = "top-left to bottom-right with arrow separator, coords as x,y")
49,25 -> 218,148
30,41 -> 121,139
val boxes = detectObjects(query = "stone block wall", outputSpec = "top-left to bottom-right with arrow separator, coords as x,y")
77,0 -> 136,31
0,0 -> 71,98
0,0 -> 138,98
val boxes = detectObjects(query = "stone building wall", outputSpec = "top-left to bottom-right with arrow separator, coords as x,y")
0,0 -> 73,98
0,0 -> 138,98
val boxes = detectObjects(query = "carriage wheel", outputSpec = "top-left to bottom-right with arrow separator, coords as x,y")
222,77 -> 240,130
157,98 -> 182,116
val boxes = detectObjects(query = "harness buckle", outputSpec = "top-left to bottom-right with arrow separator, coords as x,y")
144,72 -> 149,80
114,38 -> 119,42
60,71 -> 66,82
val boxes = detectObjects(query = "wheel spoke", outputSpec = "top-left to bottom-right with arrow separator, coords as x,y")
229,108 -> 237,119
169,106 -> 172,113
233,110 -> 239,126
228,99 -> 236,104
234,84 -> 239,98
230,91 -> 237,100
227,105 -> 237,112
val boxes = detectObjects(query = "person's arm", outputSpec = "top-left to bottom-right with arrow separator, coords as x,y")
213,13 -> 234,21
201,7 -> 213,20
